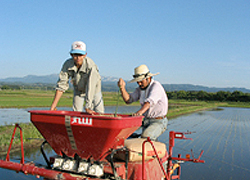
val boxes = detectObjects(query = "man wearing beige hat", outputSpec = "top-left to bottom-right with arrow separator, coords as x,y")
117,64 -> 168,140
50,41 -> 104,114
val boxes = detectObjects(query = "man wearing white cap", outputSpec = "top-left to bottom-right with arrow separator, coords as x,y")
117,64 -> 168,140
50,41 -> 104,114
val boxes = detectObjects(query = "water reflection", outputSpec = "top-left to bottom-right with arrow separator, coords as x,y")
0,108 -> 30,126
158,107 -> 250,180
1,107 -> 250,180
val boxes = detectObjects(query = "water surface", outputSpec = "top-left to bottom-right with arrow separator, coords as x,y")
158,107 -> 250,179
0,106 -> 140,126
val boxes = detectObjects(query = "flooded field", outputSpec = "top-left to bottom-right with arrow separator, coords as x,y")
1,107 -> 250,179
159,107 -> 250,179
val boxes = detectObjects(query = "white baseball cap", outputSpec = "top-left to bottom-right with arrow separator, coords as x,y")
70,41 -> 87,55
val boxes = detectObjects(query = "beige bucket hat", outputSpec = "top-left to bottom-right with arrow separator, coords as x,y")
129,64 -> 159,83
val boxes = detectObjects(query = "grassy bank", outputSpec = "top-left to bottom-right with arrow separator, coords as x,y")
0,123 -> 42,155
0,90 -> 132,108
1,89 -> 249,109
0,89 -> 249,155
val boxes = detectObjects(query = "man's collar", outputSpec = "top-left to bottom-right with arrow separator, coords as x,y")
68,57 -> 87,73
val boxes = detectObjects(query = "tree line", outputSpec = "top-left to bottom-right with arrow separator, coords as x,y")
0,84 -> 55,91
1,84 -> 250,102
166,90 -> 250,102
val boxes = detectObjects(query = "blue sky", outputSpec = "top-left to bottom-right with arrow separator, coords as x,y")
1,0 -> 250,89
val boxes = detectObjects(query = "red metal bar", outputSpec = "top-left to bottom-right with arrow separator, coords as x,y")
171,156 -> 205,163
0,159 -> 97,180
169,131 -> 205,163
177,154 -> 181,178
168,131 -> 205,179
6,124 -> 24,164
142,137 -> 169,180
142,139 -> 146,180
197,150 -> 204,162
168,131 -> 175,178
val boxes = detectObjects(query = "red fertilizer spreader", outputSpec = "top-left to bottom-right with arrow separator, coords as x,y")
0,110 -> 204,180
30,110 -> 142,161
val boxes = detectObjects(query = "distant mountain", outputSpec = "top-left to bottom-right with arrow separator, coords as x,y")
101,76 -> 119,82
0,74 -> 59,84
0,74 -> 250,93
0,74 -> 119,84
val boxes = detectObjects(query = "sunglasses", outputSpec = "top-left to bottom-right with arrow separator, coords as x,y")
133,72 -> 149,78
72,53 -> 85,56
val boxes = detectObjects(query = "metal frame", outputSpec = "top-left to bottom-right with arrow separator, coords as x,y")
141,131 -> 205,180
5,124 -> 24,164
0,124 -> 205,180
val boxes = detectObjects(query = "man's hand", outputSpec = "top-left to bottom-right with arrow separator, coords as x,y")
85,108 -> 96,115
117,78 -> 126,89
132,112 -> 143,116
117,78 -> 131,103
50,90 -> 63,111
132,102 -> 150,116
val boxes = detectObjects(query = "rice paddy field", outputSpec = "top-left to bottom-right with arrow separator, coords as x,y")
0,89 -> 249,155
158,107 -> 250,179
1,89 -> 247,111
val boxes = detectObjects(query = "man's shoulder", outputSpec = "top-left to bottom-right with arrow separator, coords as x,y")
150,80 -> 164,90
62,58 -> 75,69
153,80 -> 163,85
150,80 -> 159,86
85,57 -> 95,65
85,57 -> 99,70
64,58 -> 74,65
